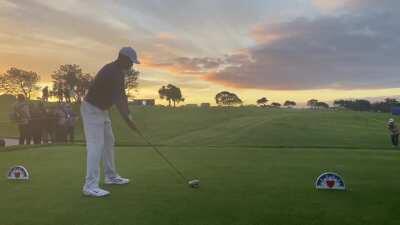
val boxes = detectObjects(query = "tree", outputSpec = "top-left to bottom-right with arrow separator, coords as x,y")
333,99 -> 346,108
256,97 -> 268,107
307,99 -> 319,110
316,101 -> 329,109
51,81 -> 65,103
371,98 -> 400,113
353,99 -> 371,111
159,84 -> 185,107
271,102 -> 281,108
384,98 -> 399,105
75,73 -> 93,103
125,68 -> 140,99
215,91 -> 242,106
51,64 -> 92,103
334,99 -> 371,111
284,100 -> 296,108
0,67 -> 40,99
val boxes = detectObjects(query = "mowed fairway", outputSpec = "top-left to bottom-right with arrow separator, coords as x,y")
1,106 -> 400,225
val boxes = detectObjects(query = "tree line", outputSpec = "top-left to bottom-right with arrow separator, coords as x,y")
0,65 -> 139,102
334,98 -> 400,113
2,66 -> 398,111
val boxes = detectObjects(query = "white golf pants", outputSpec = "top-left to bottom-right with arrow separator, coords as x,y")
81,101 -> 118,190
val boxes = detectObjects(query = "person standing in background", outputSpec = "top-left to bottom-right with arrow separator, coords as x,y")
388,118 -> 399,147
64,103 -> 78,143
13,94 -> 31,145
29,102 -> 44,144
54,103 -> 68,143
42,86 -> 49,102
42,106 -> 57,144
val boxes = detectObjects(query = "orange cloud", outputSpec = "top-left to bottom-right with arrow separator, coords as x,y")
311,0 -> 363,12
156,32 -> 177,41
140,54 -> 223,76
250,24 -> 283,44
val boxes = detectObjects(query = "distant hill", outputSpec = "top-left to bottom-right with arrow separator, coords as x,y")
0,101 -> 393,149
110,106 -> 392,149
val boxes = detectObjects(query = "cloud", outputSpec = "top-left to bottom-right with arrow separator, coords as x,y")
2,0 -> 400,94
0,0 -> 17,9
203,5 -> 400,90
312,0 -> 354,12
142,56 -> 224,75
312,0 -> 400,13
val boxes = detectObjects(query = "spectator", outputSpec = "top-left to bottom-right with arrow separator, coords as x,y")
42,86 -> 49,102
29,103 -> 44,144
64,88 -> 71,103
13,94 -> 31,145
54,104 -> 68,143
57,84 -> 64,103
388,118 -> 399,147
42,106 -> 57,144
64,103 -> 78,143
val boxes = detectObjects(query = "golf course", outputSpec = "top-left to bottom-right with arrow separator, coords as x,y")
1,102 -> 400,225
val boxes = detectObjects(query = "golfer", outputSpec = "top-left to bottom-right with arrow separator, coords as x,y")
387,118 -> 399,147
81,47 -> 140,197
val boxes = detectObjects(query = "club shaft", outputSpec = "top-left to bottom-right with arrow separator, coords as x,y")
135,129 -> 188,182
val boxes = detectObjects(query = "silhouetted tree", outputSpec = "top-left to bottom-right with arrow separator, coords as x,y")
316,101 -> 329,109
334,99 -> 371,111
271,102 -> 281,108
159,84 -> 185,107
125,68 -> 139,99
64,87 -> 71,103
215,91 -> 242,106
51,81 -> 64,103
333,99 -> 346,108
51,64 -> 92,103
75,73 -> 92,103
256,97 -> 268,107
384,98 -> 399,105
371,98 -> 400,113
284,100 -> 296,108
0,67 -> 40,99
307,99 -> 319,110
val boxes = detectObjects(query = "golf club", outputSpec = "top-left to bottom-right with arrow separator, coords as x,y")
127,120 -> 200,188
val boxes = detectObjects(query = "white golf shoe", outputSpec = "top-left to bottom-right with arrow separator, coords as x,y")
82,188 -> 110,197
104,176 -> 130,185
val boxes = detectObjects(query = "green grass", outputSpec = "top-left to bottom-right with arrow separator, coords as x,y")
0,98 -> 393,149
1,99 -> 399,225
109,106 -> 392,149
1,146 -> 400,225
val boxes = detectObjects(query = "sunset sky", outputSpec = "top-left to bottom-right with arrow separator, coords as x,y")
1,0 -> 400,105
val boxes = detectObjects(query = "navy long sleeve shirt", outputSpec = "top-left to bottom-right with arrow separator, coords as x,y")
85,61 -> 126,110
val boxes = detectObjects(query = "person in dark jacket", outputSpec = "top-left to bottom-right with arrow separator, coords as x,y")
42,106 -> 57,144
64,103 -> 77,143
13,94 -> 31,145
0,139 -> 5,148
42,86 -> 49,102
29,103 -> 44,144
54,104 -> 68,143
388,118 -> 399,147
81,47 -> 139,197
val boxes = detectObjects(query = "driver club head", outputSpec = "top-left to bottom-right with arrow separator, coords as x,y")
188,179 -> 200,188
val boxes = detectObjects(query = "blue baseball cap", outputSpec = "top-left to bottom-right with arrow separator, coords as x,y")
119,47 -> 140,64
